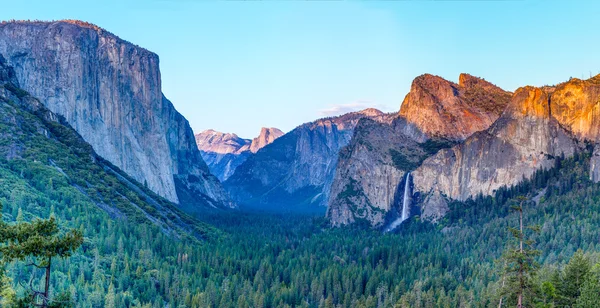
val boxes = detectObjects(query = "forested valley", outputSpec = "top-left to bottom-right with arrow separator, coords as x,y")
2,11 -> 600,308
2,100 -> 600,307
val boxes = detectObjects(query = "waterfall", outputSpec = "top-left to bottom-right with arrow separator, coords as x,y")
385,172 -> 411,232
401,172 -> 411,221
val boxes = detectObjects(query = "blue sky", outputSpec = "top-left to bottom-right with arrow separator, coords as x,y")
2,1 -> 600,138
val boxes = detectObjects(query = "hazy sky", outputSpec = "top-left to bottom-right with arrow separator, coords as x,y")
2,1 -> 600,138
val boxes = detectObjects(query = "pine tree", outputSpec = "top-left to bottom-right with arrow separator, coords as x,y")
16,208 -> 23,223
498,196 -> 540,307
105,283 -> 116,308
0,264 -> 16,306
558,250 -> 591,306
0,201 -> 83,307
576,264 -> 600,307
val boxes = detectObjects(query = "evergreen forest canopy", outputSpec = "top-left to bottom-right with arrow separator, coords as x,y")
2,91 -> 600,307
2,61 -> 600,306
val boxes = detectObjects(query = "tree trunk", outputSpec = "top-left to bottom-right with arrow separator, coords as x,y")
43,256 -> 52,308
498,261 -> 506,308
518,202 -> 523,308
520,204 -> 523,253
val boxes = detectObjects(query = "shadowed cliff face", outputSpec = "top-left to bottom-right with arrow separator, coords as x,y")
327,74 -> 510,227
0,55 -> 212,238
225,109 -> 384,209
326,115 -> 430,226
195,128 -> 284,181
413,86 -> 579,221
0,20 -> 231,209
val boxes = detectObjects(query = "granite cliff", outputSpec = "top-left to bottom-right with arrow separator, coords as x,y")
0,54 -> 212,237
413,75 -> 600,221
326,115 -> 428,226
399,73 -> 512,140
328,74 -> 512,227
195,127 -> 283,181
550,75 -> 600,141
225,109 -> 384,208
0,20 -> 231,210
413,86 -> 579,221
249,127 -> 284,153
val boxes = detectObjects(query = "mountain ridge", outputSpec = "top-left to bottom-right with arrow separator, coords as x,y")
328,73 -> 513,226
0,54 -> 215,239
399,73 -> 512,140
195,127 -> 284,181
0,20 -> 232,210
225,109 -> 385,209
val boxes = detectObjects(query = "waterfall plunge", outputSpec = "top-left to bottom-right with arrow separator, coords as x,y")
385,172 -> 411,232
401,172 -> 411,221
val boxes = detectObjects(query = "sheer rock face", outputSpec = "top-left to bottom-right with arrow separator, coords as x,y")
0,56 -> 210,236
327,74 -> 510,227
327,115 -> 429,226
550,76 -> 600,141
225,109 -> 384,208
0,55 -> 17,86
329,74 -> 600,227
411,75 -> 600,218
195,128 -> 283,181
413,87 -> 579,220
0,20 -> 231,209
549,76 -> 600,182
399,73 -> 511,141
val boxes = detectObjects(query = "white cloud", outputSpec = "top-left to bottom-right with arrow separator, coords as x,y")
318,101 -> 394,117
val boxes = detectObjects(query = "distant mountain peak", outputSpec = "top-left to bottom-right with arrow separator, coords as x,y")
196,127 -> 284,181
196,127 -> 285,155
195,130 -> 251,155
250,127 -> 284,153
224,108 -> 385,208
356,108 -> 384,117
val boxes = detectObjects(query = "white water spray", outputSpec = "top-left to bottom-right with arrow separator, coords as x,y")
401,172 -> 411,221
385,172 -> 411,232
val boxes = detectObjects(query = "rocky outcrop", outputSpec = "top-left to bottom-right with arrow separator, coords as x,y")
411,74 -> 600,217
195,127 -> 283,181
327,115 -> 430,226
225,109 -> 384,208
249,127 -> 284,153
550,75 -> 600,141
0,55 -> 211,237
548,75 -> 600,182
327,74 -> 511,227
399,73 -> 511,140
0,20 -> 231,209
196,130 -> 252,155
413,86 -> 579,219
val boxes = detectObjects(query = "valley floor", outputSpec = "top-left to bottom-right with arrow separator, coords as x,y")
3,146 -> 600,307
185,150 -> 600,307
